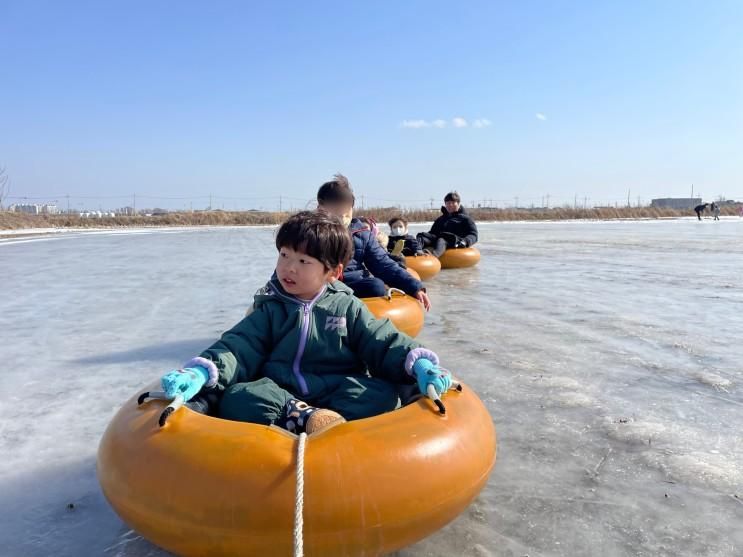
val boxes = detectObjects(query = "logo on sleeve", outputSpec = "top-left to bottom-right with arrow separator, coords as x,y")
324,316 -> 347,332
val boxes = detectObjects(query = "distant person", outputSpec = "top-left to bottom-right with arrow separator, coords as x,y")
694,203 -> 708,221
417,192 -> 478,258
711,202 -> 721,221
316,174 -> 431,310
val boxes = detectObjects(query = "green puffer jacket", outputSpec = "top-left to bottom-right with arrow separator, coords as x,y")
198,278 -> 421,397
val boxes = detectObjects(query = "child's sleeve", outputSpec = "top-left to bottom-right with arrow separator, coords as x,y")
193,304 -> 273,391
406,234 -> 423,253
347,300 -> 422,384
362,232 -> 423,295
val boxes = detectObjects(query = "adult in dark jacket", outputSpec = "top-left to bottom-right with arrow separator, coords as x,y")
418,191 -> 478,258
694,203 -> 708,221
316,174 -> 431,310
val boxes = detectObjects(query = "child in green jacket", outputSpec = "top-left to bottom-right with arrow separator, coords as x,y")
159,210 -> 452,434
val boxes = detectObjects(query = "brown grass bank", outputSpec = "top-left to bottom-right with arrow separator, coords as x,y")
1,205 -> 740,230
361,205 -> 741,224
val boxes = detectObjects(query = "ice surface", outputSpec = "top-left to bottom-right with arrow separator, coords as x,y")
1,219 -> 742,556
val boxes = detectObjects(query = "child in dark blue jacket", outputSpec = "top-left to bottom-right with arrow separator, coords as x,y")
317,175 -> 431,311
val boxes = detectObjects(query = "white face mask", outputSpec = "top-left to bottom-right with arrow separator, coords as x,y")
341,215 -> 352,227
391,226 -> 405,236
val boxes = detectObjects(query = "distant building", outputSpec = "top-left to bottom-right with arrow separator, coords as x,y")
650,197 -> 702,209
10,203 -> 59,214
12,204 -> 40,214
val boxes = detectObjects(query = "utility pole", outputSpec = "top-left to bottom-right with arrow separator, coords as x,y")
584,196 -> 588,209
430,197 -> 434,210
627,189 -> 631,208
637,195 -> 641,208
574,194 -> 578,209
691,184 -> 694,200
209,193 -> 212,211
514,196 -> 519,208
546,194 -> 550,209
66,194 -> 70,214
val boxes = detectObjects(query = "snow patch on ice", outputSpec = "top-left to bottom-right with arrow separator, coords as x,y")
693,370 -> 732,390
603,417 -> 743,489
660,451 -> 742,489
528,374 -> 598,408
603,417 -> 668,445
553,391 -> 596,408
532,375 -> 584,390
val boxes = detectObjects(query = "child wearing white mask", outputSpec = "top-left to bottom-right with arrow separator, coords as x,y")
387,216 -> 424,257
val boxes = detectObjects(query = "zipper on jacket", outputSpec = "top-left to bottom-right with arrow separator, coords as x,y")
290,286 -> 325,396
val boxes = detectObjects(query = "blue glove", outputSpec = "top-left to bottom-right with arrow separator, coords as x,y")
412,358 -> 452,397
161,366 -> 209,402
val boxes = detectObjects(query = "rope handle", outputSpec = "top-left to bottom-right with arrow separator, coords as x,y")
425,382 -> 463,415
385,287 -> 406,300
137,391 -> 186,427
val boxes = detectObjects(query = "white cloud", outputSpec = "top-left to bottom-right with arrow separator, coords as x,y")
536,113 -> 547,121
401,116 -> 490,129
401,119 -> 430,128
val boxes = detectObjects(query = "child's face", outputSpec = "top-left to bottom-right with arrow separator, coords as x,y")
389,220 -> 407,236
320,202 -> 353,227
276,246 -> 339,300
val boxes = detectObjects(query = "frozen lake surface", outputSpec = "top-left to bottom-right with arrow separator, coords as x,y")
1,219 -> 742,557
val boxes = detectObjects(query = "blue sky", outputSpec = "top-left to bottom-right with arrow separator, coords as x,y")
2,1 -> 742,211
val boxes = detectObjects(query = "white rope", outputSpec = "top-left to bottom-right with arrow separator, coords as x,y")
293,432 -> 308,557
385,287 -> 406,300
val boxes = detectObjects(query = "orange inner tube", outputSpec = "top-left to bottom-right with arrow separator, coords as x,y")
438,247 -> 481,269
97,383 -> 496,557
406,267 -> 421,281
404,255 -> 441,281
362,292 -> 424,337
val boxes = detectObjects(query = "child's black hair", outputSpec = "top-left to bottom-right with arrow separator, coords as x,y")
444,191 -> 461,203
275,210 -> 353,270
317,173 -> 356,207
388,215 -> 408,227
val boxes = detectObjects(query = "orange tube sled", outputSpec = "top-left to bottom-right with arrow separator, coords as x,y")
404,255 -> 441,280
97,383 -> 496,557
362,291 -> 424,338
439,247 -> 481,269
406,266 -> 421,281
